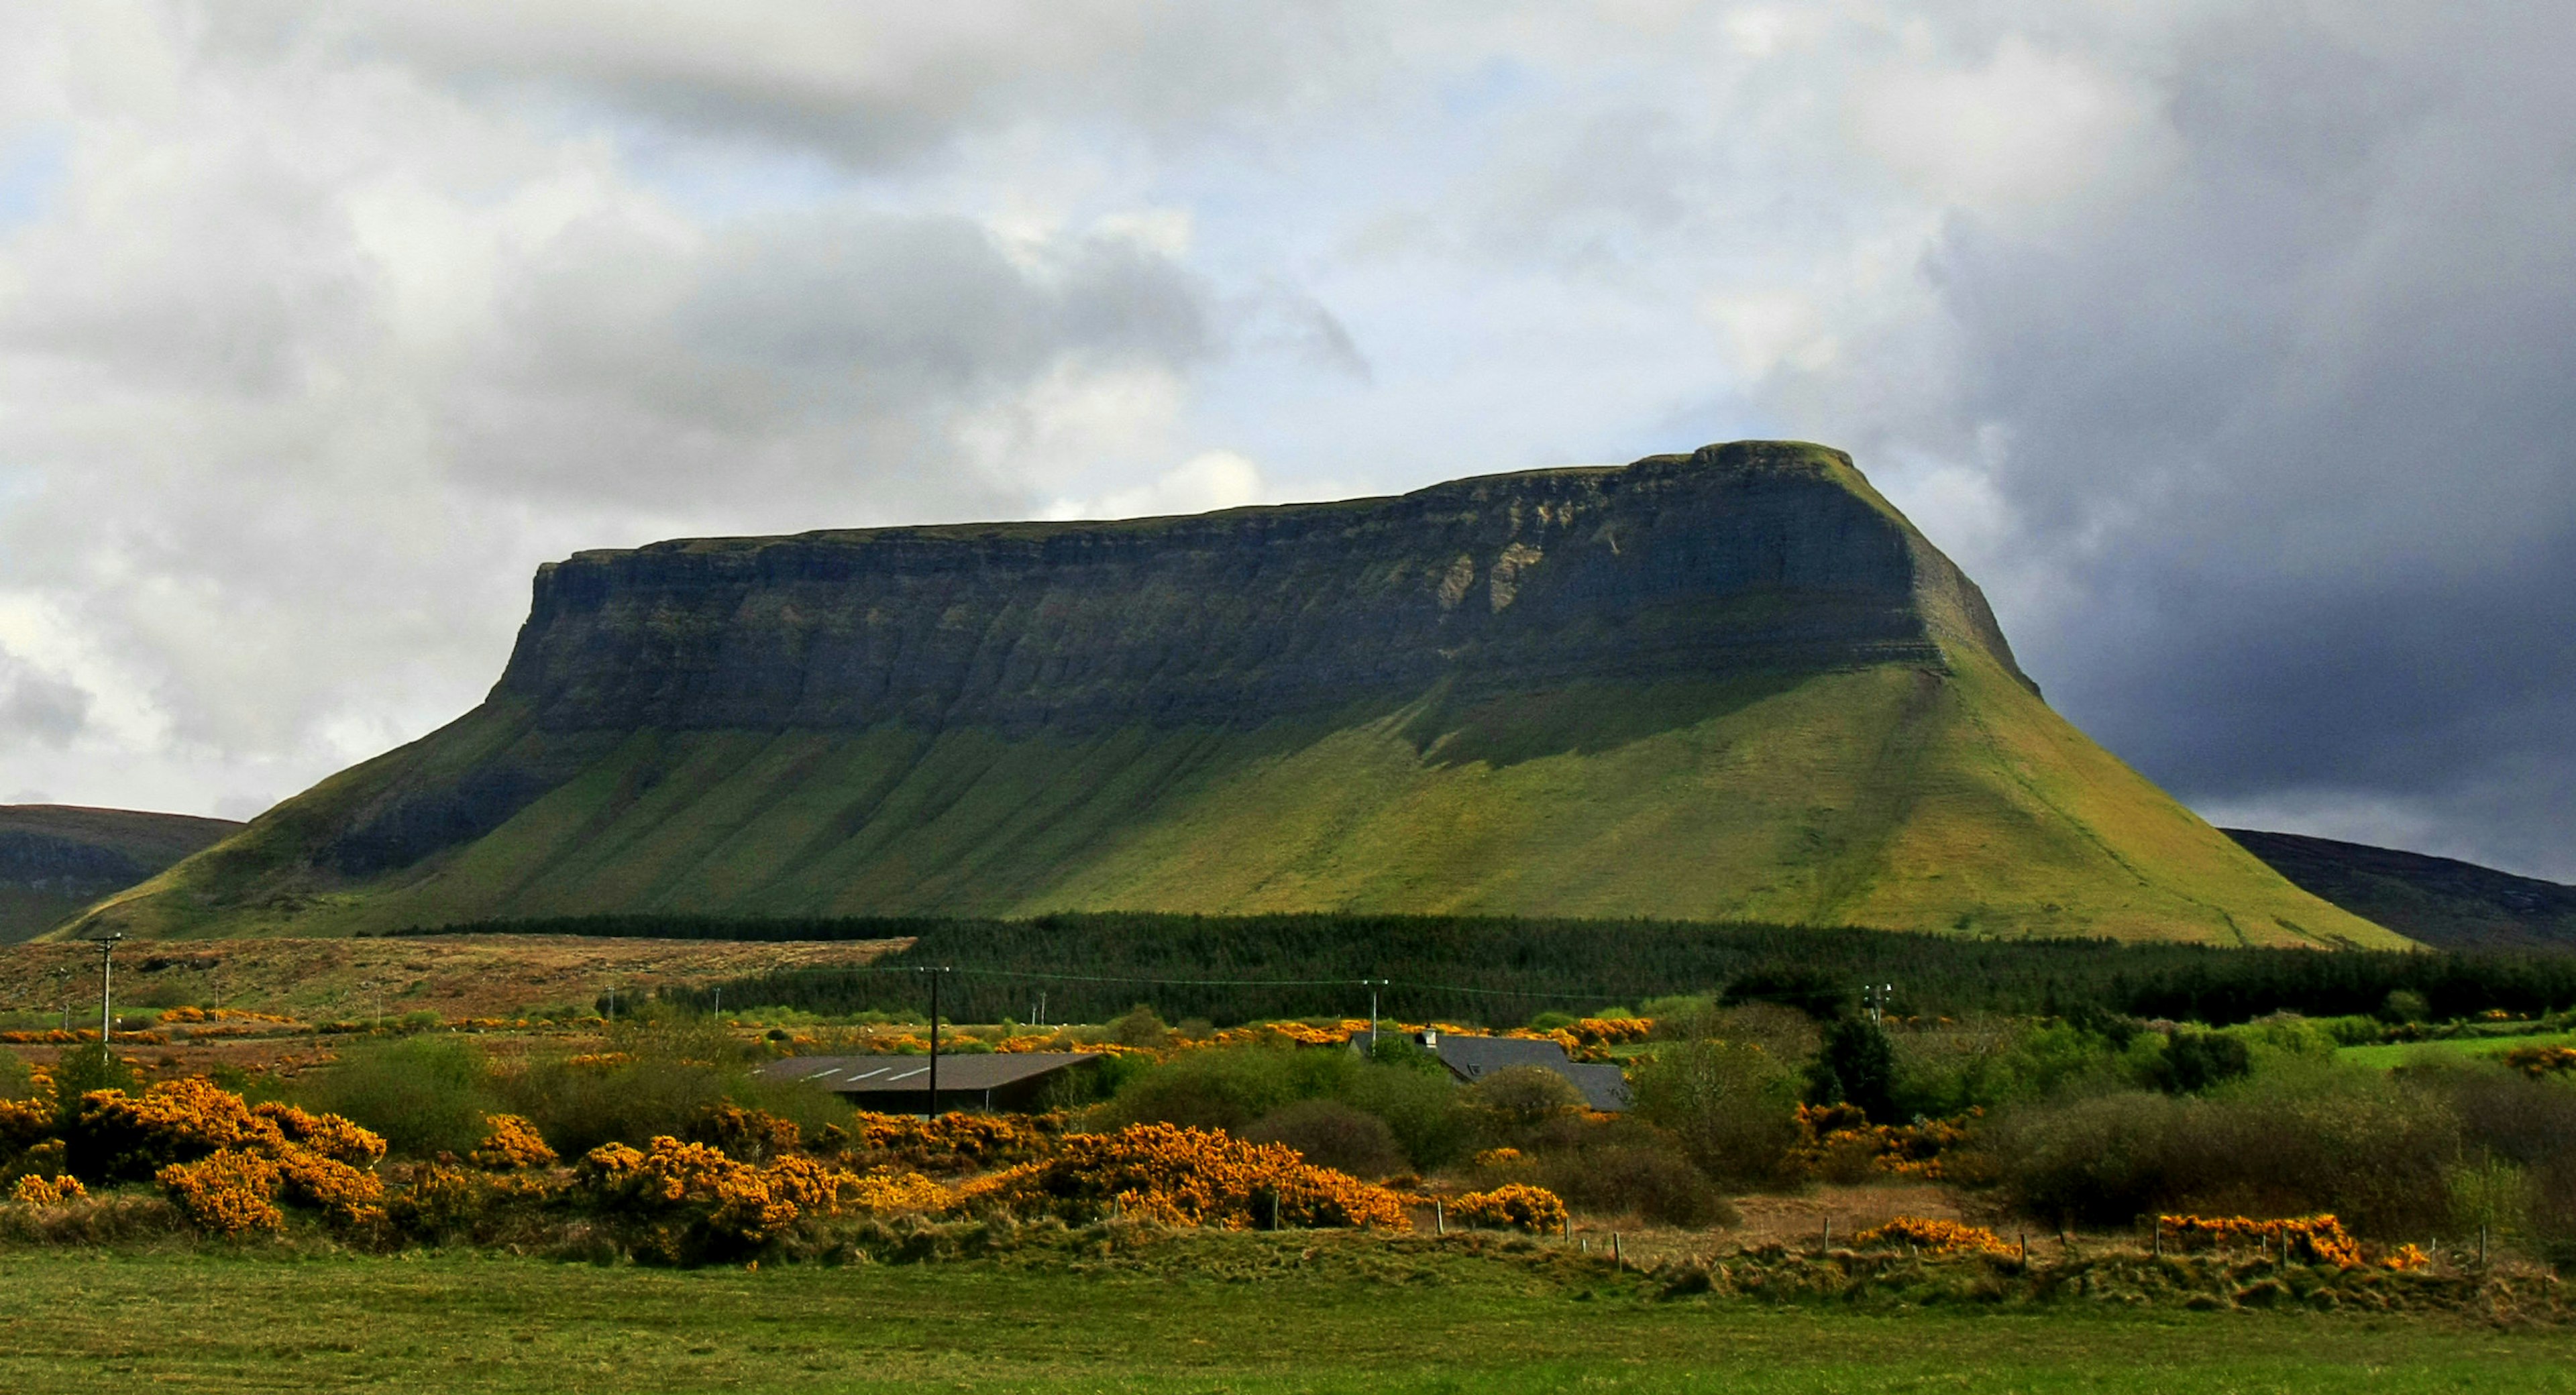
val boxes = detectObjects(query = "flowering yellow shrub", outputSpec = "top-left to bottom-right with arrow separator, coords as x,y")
1790,1104 -> 1974,1180
2380,1243 -> 2432,1271
2157,1214 -> 2364,1266
158,1150 -> 287,1235
1568,1017 -> 1654,1048
0,1094 -> 49,1152
52,1077 -> 386,1235
252,1101 -> 387,1167
71,1077 -> 273,1178
686,1104 -> 801,1161
846,1170 -> 952,1214
388,1162 -> 486,1236
469,1114 -> 558,1170
1853,1217 -> 2015,1258
955,1123 -> 1410,1230
9,1174 -> 85,1205
1471,1147 -> 1525,1168
578,1136 -> 865,1264
849,1111 -> 1063,1170
275,1148 -> 387,1227
1449,1184 -> 1566,1234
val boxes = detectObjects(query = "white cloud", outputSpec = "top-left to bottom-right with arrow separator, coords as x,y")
1045,449 -> 1271,521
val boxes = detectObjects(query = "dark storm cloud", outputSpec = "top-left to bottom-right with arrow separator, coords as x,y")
1875,6 -> 2576,876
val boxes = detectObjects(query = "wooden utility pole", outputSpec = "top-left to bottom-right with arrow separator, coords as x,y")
91,934 -> 123,1062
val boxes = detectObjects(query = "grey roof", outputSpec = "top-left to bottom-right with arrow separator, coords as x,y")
1428,1034 -> 1575,1079
1350,1032 -> 1631,1111
754,1052 -> 1097,1095
1559,1062 -> 1633,1112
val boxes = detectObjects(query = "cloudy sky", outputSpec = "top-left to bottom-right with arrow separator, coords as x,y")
1,2 -> 2571,879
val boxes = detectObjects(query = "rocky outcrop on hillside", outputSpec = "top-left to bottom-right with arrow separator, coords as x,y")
494,441 -> 2031,736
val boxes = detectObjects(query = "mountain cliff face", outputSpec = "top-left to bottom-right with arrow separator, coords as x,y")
73,442 -> 2402,947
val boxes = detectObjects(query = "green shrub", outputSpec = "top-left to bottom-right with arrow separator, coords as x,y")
296,1037 -> 498,1158
2149,1029 -> 2251,1094
47,1050 -> 141,1117
1240,1100 -> 1406,1178
0,1051 -> 32,1101
1808,1018 -> 1896,1121
1629,1040 -> 1802,1189
1464,1066 -> 1585,1135
1097,1048 -> 1336,1132
1536,1139 -> 1734,1228
1978,1068 -> 2458,1235
1339,1061 -> 1470,1171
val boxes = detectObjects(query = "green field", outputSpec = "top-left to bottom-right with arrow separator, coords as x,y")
2340,1027 -> 2576,1070
0,1246 -> 2567,1394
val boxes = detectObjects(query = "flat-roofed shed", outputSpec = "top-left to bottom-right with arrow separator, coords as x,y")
753,1052 -> 1101,1113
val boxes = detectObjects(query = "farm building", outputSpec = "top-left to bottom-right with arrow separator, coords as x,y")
753,1051 -> 1101,1113
1352,1029 -> 1630,1111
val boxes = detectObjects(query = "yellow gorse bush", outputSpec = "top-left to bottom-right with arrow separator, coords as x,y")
846,1170 -> 952,1214
1790,1103 -> 1974,1180
8,1173 -> 85,1206
954,1123 -> 1410,1230
1448,1184 -> 1566,1234
468,1114 -> 558,1170
578,1136 -> 866,1264
2153,1220 -> 2369,1276
158,1150 -> 288,1235
1852,1216 -> 2016,1258
46,1078 -> 389,1235
2157,1213 -> 2365,1266
846,1111 -> 1063,1171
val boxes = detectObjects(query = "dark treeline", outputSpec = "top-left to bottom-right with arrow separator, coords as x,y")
407,913 -> 2576,1027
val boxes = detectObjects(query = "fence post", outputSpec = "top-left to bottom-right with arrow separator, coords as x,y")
1434,1201 -> 1444,1237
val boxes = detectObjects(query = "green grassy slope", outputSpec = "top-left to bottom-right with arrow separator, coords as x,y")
0,805 -> 241,942
77,650 -> 2396,947
2224,828 -> 2576,950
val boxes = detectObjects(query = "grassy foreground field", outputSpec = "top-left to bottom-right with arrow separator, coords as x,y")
2,1246 -> 2571,1394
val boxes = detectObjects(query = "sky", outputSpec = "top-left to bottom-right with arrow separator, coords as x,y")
1,2 -> 2571,880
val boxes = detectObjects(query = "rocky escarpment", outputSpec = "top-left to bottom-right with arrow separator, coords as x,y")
321,441 -> 2029,877
69,443 -> 2401,947
496,441 -> 2029,735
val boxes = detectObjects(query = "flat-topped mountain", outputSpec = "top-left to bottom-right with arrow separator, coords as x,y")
70,443 -> 2401,946
1,805 -> 241,942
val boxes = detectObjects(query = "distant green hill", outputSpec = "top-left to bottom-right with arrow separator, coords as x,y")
0,805 -> 241,942
2224,829 -> 2576,951
68,443 -> 2402,948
